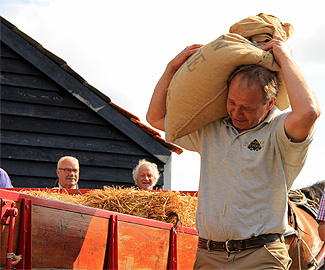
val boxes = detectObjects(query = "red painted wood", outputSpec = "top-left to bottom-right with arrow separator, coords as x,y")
16,199 -> 32,269
31,205 -> 108,269
0,199 -> 21,267
118,221 -> 170,269
5,203 -> 19,268
107,214 -> 118,270
168,227 -> 178,270
0,188 -> 199,269
177,231 -> 198,269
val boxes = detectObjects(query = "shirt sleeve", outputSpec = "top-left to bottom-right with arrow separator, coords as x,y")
0,169 -> 13,188
165,118 -> 200,152
275,112 -> 315,166
317,191 -> 325,221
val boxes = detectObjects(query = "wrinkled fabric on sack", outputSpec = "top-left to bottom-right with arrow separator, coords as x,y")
166,13 -> 294,142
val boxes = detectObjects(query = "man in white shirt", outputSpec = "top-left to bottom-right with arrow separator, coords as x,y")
146,39 -> 320,269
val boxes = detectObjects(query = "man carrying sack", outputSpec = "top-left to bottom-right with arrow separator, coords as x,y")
146,14 -> 320,269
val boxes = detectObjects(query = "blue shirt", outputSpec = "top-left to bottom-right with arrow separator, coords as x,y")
0,168 -> 13,188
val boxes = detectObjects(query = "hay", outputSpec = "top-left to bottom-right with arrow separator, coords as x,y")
19,188 -> 84,204
19,186 -> 197,229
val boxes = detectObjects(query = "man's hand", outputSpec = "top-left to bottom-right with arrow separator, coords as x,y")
146,44 -> 203,131
167,44 -> 204,73
262,37 -> 292,67
262,38 -> 320,142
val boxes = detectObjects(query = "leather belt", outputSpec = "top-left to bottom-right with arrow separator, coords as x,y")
198,233 -> 283,253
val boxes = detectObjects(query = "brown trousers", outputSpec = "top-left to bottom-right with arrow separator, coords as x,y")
193,240 -> 291,270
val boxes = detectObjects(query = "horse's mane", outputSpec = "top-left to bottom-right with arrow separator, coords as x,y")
299,180 -> 325,203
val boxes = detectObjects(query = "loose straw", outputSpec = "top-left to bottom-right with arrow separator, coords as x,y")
19,186 -> 197,229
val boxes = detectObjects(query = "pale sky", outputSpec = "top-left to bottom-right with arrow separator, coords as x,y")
2,0 -> 325,191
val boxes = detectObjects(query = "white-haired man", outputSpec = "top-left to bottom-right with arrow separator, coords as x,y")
132,159 -> 160,190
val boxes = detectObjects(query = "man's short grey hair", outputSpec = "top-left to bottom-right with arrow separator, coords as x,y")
57,156 -> 79,169
132,159 -> 160,186
227,64 -> 279,104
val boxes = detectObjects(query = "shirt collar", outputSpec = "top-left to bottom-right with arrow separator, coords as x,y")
58,182 -> 79,189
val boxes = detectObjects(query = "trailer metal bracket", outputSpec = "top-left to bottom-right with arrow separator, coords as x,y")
1,199 -> 17,225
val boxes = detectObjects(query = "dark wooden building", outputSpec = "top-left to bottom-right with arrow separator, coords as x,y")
0,16 -> 182,189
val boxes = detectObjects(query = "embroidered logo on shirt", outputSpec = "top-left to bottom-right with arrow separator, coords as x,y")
247,139 -> 262,151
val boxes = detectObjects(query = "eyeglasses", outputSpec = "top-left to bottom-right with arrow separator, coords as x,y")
59,168 -> 79,173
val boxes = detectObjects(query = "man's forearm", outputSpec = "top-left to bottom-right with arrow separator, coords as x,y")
146,44 -> 203,131
146,65 -> 177,131
263,38 -> 320,142
281,57 -> 319,120
281,56 -> 320,141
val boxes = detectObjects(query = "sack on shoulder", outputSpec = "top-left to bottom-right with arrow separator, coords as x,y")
166,13 -> 293,142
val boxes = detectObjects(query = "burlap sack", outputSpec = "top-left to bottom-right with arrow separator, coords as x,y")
166,13 -> 294,142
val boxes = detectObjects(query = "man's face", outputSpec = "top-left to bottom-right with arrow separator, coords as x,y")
56,158 -> 79,189
137,164 -> 156,190
227,75 -> 275,133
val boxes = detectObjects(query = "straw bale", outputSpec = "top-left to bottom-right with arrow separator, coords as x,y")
19,187 -> 197,229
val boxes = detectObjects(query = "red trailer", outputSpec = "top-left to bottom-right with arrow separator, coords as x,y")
0,188 -> 198,269
2,188 -> 324,270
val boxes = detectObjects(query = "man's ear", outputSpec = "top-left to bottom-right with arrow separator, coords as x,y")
56,169 -> 60,178
267,97 -> 277,111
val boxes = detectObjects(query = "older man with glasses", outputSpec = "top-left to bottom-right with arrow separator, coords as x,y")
54,156 -> 80,189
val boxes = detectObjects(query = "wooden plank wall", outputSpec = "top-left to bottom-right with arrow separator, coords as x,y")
0,42 -> 165,189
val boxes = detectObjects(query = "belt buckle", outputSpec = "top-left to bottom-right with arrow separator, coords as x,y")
225,240 -> 241,253
225,240 -> 231,253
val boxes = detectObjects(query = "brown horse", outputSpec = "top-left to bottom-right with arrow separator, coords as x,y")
286,180 -> 325,270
